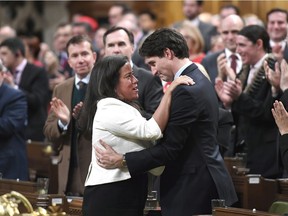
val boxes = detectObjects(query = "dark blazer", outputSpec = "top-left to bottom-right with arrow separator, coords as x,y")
201,50 -> 224,85
19,62 -> 49,141
279,134 -> 288,173
0,83 -> 29,180
126,63 -> 237,216
284,44 -> 288,62
231,62 -> 282,178
133,65 -> 163,119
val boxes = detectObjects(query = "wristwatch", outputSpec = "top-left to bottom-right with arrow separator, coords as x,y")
121,154 -> 127,167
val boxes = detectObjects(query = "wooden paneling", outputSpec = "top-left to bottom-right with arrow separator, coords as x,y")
66,1 -> 288,28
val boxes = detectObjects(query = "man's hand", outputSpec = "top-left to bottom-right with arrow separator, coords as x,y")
280,59 -> 288,92
50,97 -> 70,125
217,53 -> 227,80
217,53 -> 236,81
3,72 -> 15,87
215,78 -> 233,107
95,139 -> 124,169
264,60 -> 280,91
272,44 -> 284,62
272,100 -> 288,135
72,102 -> 83,119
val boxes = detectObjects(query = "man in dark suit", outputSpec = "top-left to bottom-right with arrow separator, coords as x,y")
0,64 -> 29,180
266,8 -> 288,62
215,25 -> 283,178
201,14 -> 244,84
103,26 -> 163,119
173,0 -> 217,53
96,28 -> 237,216
0,37 -> 49,141
269,60 -> 288,174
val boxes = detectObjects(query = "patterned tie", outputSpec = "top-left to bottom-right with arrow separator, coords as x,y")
78,81 -> 86,90
230,54 -> 238,73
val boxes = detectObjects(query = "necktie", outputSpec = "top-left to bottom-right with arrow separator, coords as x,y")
78,81 -> 86,90
230,54 -> 238,73
14,70 -> 19,85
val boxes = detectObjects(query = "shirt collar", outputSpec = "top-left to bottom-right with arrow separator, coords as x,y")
186,17 -> 200,27
16,59 -> 27,73
75,73 -> 90,86
270,40 -> 286,50
175,61 -> 193,79
225,49 -> 241,60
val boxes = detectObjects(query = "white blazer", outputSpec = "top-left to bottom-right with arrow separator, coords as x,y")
85,98 -> 163,186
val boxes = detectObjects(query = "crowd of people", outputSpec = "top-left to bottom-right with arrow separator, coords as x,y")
1,0 -> 288,215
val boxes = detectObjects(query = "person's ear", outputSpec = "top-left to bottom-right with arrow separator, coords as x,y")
164,48 -> 174,59
256,39 -> 263,50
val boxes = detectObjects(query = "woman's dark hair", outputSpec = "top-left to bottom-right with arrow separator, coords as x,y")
80,55 -> 129,133
238,25 -> 271,53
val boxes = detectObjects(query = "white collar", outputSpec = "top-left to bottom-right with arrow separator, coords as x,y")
175,61 -> 193,79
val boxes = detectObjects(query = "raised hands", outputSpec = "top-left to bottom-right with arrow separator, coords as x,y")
217,53 -> 236,81
272,100 -> 288,135
264,59 -> 288,93
215,77 -> 242,108
50,97 -> 70,125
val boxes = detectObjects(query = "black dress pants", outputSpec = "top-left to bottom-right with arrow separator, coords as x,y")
83,173 -> 148,216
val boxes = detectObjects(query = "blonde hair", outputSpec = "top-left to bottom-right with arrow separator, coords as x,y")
177,21 -> 204,54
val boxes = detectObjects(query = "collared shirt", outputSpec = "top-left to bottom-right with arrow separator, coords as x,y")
225,48 -> 242,74
186,17 -> 200,27
175,62 -> 193,79
74,73 -> 90,90
270,40 -> 286,51
58,74 -> 90,130
247,54 -> 267,85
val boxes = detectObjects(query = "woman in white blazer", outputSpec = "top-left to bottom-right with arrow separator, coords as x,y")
80,55 -> 193,216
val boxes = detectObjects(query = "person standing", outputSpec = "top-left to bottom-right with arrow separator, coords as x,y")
95,28 -> 237,216
103,26 -> 163,119
266,8 -> 288,62
43,35 -> 97,195
0,37 -> 49,141
81,55 -> 193,216
215,25 -> 283,178
0,63 -> 29,180
201,14 -> 244,84
173,0 -> 217,53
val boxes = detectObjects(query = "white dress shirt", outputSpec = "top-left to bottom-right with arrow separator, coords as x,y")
85,97 -> 163,186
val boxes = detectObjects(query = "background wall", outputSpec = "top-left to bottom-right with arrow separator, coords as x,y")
1,1 -> 288,47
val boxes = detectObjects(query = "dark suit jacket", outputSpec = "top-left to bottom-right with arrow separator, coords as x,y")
279,134 -> 288,174
133,65 -> 163,119
126,64 -> 237,216
201,50 -> 224,85
231,62 -> 282,178
284,44 -> 288,62
0,83 -> 29,180
19,62 -> 49,141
